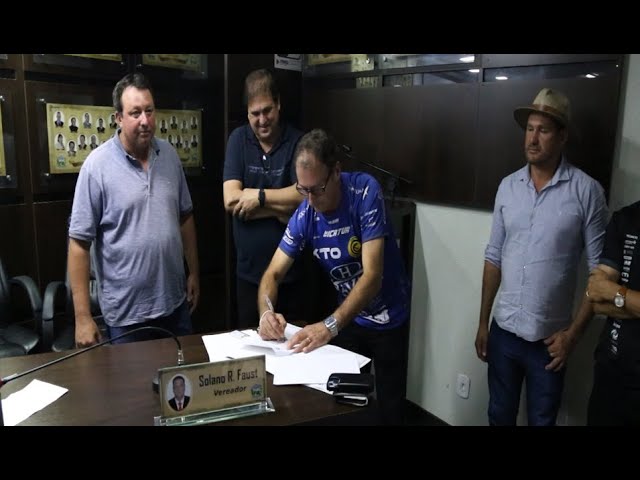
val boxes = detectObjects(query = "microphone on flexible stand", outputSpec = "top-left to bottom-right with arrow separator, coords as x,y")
338,143 -> 354,158
337,143 -> 412,206
0,326 -> 184,426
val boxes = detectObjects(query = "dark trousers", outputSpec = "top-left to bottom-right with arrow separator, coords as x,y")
333,321 -> 409,425
107,300 -> 192,344
587,360 -> 640,425
487,321 -> 565,426
236,277 -> 305,329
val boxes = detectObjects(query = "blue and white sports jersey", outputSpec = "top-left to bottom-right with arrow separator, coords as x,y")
279,172 -> 411,330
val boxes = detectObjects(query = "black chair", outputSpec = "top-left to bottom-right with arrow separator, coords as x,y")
41,245 -> 103,352
0,258 -> 42,358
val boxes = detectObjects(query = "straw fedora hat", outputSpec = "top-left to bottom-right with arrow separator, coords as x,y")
514,88 -> 570,130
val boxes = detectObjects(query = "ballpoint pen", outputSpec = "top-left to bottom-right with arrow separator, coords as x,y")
264,294 -> 286,341
264,294 -> 275,314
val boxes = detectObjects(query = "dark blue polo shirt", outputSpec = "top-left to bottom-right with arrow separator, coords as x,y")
223,123 -> 303,284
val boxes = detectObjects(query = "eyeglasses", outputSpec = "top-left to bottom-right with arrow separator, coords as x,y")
296,170 -> 333,196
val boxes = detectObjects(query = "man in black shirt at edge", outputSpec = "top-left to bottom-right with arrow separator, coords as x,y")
586,200 -> 640,425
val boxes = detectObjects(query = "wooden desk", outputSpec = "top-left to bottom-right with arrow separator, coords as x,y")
0,334 -> 375,426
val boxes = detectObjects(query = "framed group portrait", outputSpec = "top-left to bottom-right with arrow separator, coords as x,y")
0,102 -> 5,178
304,54 -> 373,76
46,104 -> 203,174
142,54 -> 203,72
23,54 -> 128,78
156,108 -> 203,170
307,54 -> 353,65
66,54 -> 123,62
46,103 -> 116,174
138,54 -> 208,80
25,81 -> 113,194
0,103 -> 6,178
0,54 -> 18,70
0,79 -> 23,192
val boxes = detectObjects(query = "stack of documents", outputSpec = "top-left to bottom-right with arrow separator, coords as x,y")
201,325 -> 370,394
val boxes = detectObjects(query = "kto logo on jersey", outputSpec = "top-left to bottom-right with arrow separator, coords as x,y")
314,247 -> 341,260
347,236 -> 361,257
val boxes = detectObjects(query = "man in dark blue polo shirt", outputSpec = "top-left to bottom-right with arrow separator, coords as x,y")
223,69 -> 305,329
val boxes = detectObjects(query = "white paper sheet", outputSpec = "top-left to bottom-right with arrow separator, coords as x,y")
201,326 -> 371,394
1,379 -> 68,426
239,330 -> 294,356
271,352 -> 361,385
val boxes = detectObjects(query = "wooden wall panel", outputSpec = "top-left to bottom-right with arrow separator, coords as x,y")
330,88 -> 383,169
191,273 -> 226,334
382,84 -> 478,205
302,57 -> 623,212
473,76 -> 621,208
190,187 -> 225,275
302,84 -> 479,206
0,204 -> 37,280
33,201 -> 72,288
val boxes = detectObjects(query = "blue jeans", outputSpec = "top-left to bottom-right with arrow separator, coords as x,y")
487,321 -> 565,426
107,300 -> 192,345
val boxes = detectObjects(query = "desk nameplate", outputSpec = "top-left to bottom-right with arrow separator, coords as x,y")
155,355 -> 273,426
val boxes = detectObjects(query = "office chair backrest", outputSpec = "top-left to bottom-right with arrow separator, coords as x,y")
0,258 -> 11,321
0,258 -> 42,356
42,267 -> 102,351
41,219 -> 103,352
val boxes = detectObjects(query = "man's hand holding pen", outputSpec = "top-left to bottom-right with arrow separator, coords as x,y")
258,295 -> 287,340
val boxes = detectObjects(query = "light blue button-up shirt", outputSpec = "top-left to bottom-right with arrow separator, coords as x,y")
485,158 -> 608,341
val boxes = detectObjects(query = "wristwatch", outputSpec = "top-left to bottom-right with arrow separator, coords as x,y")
323,315 -> 339,338
258,188 -> 266,208
614,286 -> 628,308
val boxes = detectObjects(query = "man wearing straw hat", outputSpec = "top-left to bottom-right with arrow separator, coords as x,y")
475,88 -> 609,425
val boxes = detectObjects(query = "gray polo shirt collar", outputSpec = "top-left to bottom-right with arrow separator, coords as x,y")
111,128 -> 161,167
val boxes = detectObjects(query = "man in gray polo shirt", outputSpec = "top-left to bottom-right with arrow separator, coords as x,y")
69,72 -> 200,347
474,88 -> 608,425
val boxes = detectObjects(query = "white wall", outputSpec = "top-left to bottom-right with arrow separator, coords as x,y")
407,54 -> 640,426
407,205 -> 492,425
